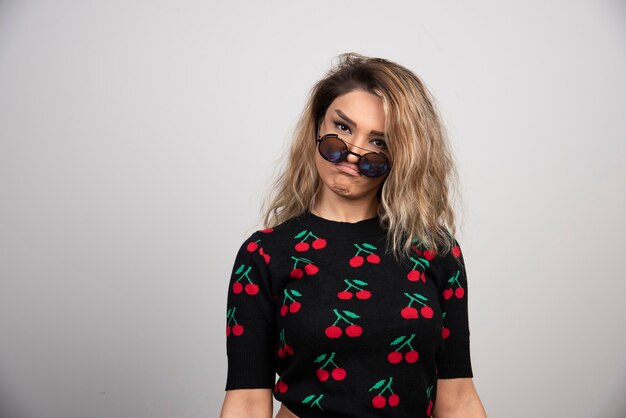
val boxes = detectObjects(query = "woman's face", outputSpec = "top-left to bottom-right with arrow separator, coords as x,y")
315,89 -> 390,201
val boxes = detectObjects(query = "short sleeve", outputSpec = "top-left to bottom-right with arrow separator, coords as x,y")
433,238 -> 473,379
224,231 -> 277,390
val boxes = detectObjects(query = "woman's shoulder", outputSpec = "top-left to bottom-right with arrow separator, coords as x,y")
256,212 -> 303,235
242,213 -> 306,249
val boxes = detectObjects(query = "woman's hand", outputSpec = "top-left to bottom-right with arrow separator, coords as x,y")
433,378 -> 487,418
219,388 -> 273,418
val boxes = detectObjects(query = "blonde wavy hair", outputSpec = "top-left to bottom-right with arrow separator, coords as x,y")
258,52 -> 463,264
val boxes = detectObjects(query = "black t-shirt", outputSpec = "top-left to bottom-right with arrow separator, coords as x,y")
225,210 -> 473,417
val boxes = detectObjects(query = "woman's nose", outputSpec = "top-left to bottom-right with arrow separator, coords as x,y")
344,140 -> 363,164
345,149 -> 360,164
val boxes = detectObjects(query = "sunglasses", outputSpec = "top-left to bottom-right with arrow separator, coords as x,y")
315,133 -> 391,178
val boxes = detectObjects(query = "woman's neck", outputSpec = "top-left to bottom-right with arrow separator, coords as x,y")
310,201 -> 379,223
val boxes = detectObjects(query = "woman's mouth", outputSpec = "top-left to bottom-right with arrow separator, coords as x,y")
336,162 -> 361,176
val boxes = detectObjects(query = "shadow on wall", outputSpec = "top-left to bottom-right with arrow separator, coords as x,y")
597,370 -> 626,418
0,387 -> 33,418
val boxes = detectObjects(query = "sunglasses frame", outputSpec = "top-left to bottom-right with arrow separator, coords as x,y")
315,133 -> 391,178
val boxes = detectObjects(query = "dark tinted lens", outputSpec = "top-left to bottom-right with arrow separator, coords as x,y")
359,154 -> 390,177
318,136 -> 347,163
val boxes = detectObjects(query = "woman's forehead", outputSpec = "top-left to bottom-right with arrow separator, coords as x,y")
326,90 -> 385,133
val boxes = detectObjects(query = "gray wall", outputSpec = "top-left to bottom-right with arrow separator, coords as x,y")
1,1 -> 625,417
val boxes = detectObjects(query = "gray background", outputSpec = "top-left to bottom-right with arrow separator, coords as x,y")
1,1 -> 625,417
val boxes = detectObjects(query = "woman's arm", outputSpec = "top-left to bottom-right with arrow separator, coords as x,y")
219,388 -> 273,418
433,378 -> 486,418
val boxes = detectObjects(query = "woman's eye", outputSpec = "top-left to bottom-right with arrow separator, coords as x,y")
372,139 -> 388,149
334,122 -> 350,132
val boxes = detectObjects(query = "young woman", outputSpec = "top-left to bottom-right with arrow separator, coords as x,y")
220,53 -> 487,418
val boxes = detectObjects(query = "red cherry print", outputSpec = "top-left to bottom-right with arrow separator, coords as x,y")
304,263 -> 319,275
283,344 -> 294,355
290,268 -> 304,279
404,350 -> 419,363
280,289 -> 302,316
295,242 -> 309,252
407,255 -> 429,282
232,324 -> 244,336
277,381 -> 288,393
423,249 -> 436,260
366,253 -> 380,264
387,351 -> 403,364
443,288 -> 453,300
355,290 -> 371,300
345,324 -> 362,337
442,327 -> 450,339
455,287 -> 465,298
312,238 -> 327,249
233,261 -> 265,296
401,306 -> 419,319
387,393 -> 400,407
420,306 -> 434,318
293,230 -> 326,253
349,255 -> 364,267
337,291 -> 353,300
325,325 -> 342,338
246,242 -> 258,252
278,347 -> 286,358
426,399 -> 433,416
331,367 -> 346,380
372,395 -> 386,408
259,247 -> 270,264
260,228 -> 273,233
245,283 -> 259,295
452,245 -> 461,258
226,325 -> 230,336
316,368 -> 329,381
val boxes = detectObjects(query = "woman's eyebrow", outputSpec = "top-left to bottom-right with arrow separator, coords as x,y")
334,109 -> 385,137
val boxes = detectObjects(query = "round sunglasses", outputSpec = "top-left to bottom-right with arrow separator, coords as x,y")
315,133 -> 391,178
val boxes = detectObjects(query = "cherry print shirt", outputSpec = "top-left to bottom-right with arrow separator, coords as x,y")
225,210 -> 473,418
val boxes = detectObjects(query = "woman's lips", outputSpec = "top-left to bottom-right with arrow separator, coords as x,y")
336,162 -> 361,176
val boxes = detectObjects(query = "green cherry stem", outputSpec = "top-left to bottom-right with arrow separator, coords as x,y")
321,352 -> 336,369
282,289 -> 295,303
448,270 -> 461,286
238,266 -> 253,283
311,395 -> 324,410
352,243 -> 373,255
403,292 -> 428,307
332,308 -> 354,325
397,334 -> 416,350
382,377 -> 394,395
